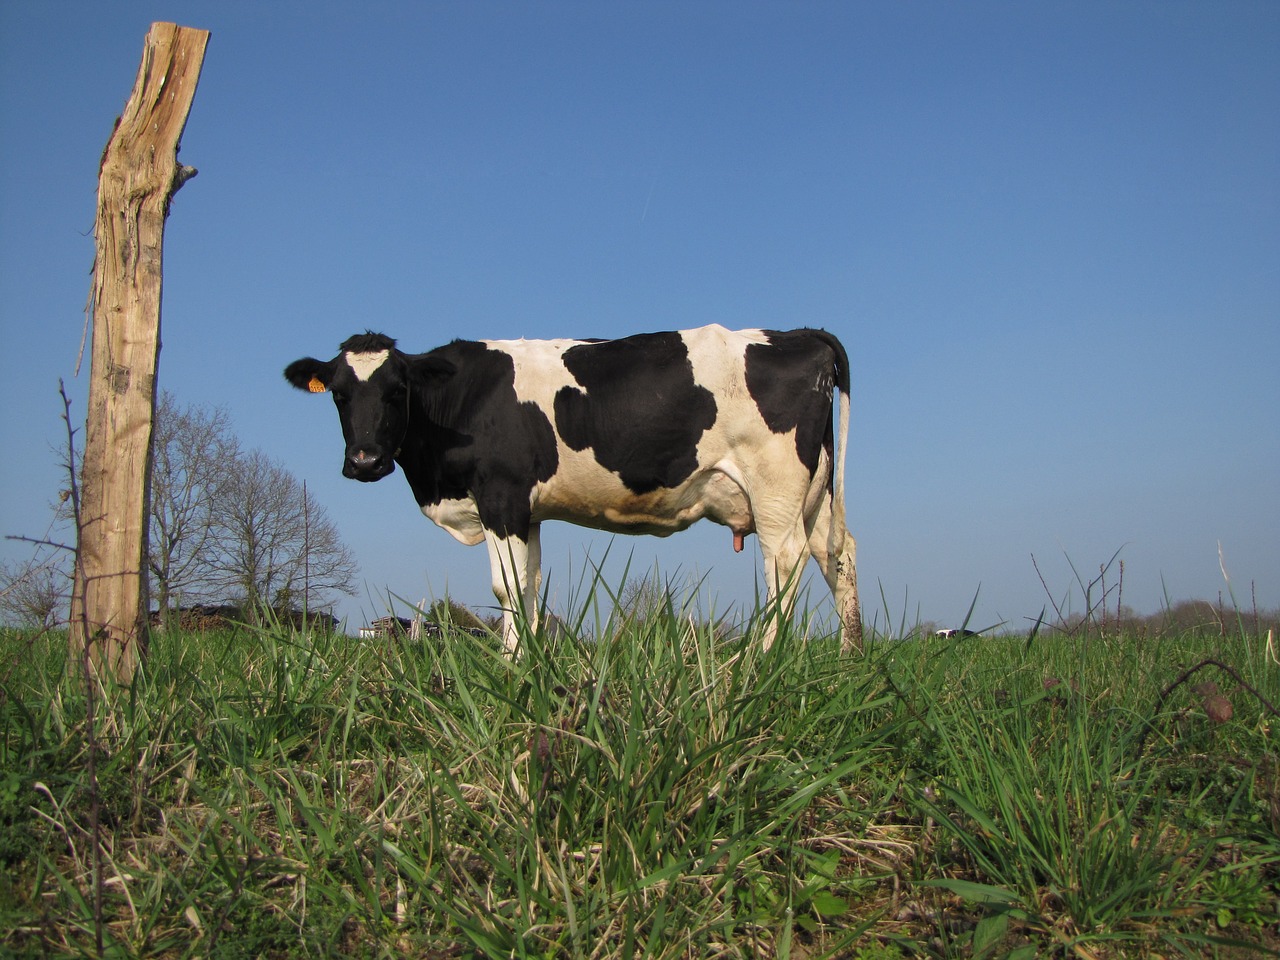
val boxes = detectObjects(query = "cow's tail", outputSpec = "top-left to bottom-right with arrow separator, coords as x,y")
811,329 -> 851,535
810,328 -> 860,649
835,386 -> 850,534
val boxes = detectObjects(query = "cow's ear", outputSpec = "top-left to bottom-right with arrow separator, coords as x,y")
410,354 -> 457,386
285,358 -> 334,393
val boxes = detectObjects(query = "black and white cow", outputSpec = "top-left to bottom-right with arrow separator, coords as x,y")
935,629 -> 980,639
285,325 -> 861,654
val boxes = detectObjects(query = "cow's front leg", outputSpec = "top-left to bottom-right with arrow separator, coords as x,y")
525,523 -> 543,618
484,528 -> 539,657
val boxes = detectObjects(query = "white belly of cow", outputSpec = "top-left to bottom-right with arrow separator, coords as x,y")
422,497 -> 486,545
532,458 -> 754,538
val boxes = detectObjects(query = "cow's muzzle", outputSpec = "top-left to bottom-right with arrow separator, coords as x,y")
343,449 -> 395,482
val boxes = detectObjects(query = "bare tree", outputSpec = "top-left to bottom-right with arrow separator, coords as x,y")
2,404 -> 81,628
8,389 -> 358,629
148,391 -> 241,626
617,570 -> 687,623
0,555 -> 69,628
205,449 -> 358,619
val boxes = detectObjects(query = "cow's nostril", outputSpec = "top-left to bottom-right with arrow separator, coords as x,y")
344,449 -> 393,482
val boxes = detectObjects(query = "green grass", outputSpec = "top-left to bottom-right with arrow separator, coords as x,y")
1,582 -> 1277,958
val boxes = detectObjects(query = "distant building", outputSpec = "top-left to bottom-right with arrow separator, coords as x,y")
358,616 -> 413,640
357,614 -> 497,641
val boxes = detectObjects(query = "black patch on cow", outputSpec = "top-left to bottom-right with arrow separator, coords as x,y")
553,332 -> 718,494
744,329 -> 844,476
403,340 -> 559,539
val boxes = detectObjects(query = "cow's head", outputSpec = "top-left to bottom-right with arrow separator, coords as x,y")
285,332 -> 453,482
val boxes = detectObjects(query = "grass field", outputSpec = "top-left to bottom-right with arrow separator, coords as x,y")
1,581 -> 1277,958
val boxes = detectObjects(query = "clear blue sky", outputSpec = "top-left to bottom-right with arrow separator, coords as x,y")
2,2 -> 1276,634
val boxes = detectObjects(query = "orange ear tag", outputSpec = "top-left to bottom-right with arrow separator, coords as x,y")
307,376 -> 327,394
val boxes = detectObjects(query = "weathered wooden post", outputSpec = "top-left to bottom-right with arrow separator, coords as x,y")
70,23 -> 209,681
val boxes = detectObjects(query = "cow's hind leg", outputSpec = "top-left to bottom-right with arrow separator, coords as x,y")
756,516 -> 812,651
806,497 -> 862,653
484,529 -> 540,657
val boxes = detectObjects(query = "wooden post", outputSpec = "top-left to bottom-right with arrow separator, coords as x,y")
70,23 -> 209,681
